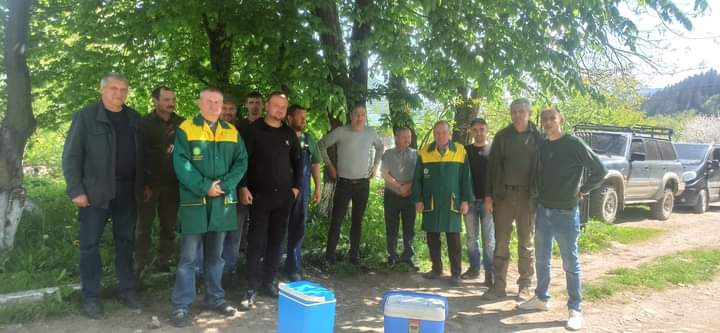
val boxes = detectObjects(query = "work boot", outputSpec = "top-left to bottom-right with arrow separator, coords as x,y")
480,287 -> 507,300
460,268 -> 480,280
517,286 -> 533,301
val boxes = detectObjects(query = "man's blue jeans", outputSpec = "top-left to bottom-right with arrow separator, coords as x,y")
222,204 -> 250,273
534,205 -> 582,311
463,200 -> 495,272
172,231 -> 227,312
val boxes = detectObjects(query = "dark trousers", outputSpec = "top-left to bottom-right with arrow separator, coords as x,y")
325,178 -> 370,261
384,190 -> 416,261
427,232 -> 462,277
247,189 -> 294,290
135,184 -> 178,269
79,180 -> 137,300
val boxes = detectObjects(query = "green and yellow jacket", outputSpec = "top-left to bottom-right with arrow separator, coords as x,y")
173,115 -> 248,235
412,141 -> 474,232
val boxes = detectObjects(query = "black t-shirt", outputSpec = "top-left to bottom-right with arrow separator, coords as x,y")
465,143 -> 489,199
242,118 -> 302,192
106,108 -> 136,181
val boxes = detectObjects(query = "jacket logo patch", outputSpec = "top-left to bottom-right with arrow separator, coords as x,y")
285,140 -> 290,146
192,147 -> 203,160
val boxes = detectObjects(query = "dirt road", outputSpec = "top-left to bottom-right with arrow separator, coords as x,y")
3,206 -> 719,333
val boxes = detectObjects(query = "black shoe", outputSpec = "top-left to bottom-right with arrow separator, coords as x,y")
170,309 -> 191,327
460,268 -> 480,280
119,291 -> 141,310
422,270 -> 443,280
261,282 -> 279,297
82,298 -> 104,319
402,259 -> 420,271
483,271 -> 494,286
239,290 -> 256,311
211,302 -> 236,317
288,272 -> 303,282
450,275 -> 463,287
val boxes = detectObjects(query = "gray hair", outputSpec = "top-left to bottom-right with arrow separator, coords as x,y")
509,98 -> 530,111
100,72 -> 129,89
433,120 -> 451,131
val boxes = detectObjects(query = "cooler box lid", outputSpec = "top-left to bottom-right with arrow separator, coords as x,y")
279,281 -> 336,303
383,294 -> 447,321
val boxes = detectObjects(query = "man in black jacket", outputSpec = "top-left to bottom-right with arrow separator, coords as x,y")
62,73 -> 144,319
238,91 -> 302,310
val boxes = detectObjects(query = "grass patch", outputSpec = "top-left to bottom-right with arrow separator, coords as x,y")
585,248 -> 720,301
578,220 -> 665,254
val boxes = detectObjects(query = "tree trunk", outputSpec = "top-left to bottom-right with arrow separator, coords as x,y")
314,4 -> 350,129
452,86 -> 479,144
202,12 -> 233,91
0,0 -> 35,250
346,0 -> 372,118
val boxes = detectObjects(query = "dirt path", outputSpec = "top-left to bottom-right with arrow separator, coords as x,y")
3,206 -> 720,333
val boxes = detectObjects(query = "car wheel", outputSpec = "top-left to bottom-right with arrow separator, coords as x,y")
693,189 -> 708,214
590,185 -> 618,224
651,188 -> 674,220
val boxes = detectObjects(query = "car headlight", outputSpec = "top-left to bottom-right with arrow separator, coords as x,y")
682,171 -> 697,182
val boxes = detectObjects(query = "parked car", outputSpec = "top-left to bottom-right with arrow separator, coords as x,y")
574,124 -> 685,223
673,143 -> 720,213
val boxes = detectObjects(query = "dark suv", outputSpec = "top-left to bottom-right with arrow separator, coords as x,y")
674,143 -> 720,213
574,125 -> 685,223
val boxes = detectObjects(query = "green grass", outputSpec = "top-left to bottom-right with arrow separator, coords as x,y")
585,248 -> 720,301
578,219 -> 665,254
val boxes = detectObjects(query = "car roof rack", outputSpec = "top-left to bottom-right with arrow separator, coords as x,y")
573,123 -> 673,141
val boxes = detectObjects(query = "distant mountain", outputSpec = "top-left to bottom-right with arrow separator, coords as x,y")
638,88 -> 660,97
642,69 -> 720,116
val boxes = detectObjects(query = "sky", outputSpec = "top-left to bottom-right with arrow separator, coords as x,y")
629,1 -> 720,88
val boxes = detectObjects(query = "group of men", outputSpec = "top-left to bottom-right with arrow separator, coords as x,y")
62,73 -> 607,331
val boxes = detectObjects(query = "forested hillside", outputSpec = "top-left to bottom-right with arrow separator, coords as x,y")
642,70 -> 720,116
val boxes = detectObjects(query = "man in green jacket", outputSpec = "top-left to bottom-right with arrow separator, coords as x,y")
412,121 -> 474,286
170,87 -> 248,327
482,98 -> 543,301
135,86 -> 185,275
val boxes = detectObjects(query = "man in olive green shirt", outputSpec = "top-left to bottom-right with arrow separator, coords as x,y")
517,108 -> 606,331
136,86 -> 185,274
482,98 -> 543,301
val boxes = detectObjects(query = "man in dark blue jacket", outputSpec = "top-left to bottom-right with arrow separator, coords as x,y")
62,73 -> 144,319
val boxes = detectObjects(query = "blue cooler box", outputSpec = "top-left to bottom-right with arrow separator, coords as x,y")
278,281 -> 336,333
381,291 -> 448,333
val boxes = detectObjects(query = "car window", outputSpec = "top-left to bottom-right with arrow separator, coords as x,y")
645,140 -> 660,160
713,148 -> 720,161
658,141 -> 677,160
630,139 -> 645,155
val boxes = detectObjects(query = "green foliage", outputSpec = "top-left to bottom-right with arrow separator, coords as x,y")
20,0 -> 707,135
0,176 -> 101,294
585,248 -> 720,301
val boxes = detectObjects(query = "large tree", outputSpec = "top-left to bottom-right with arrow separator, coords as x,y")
1,0 -> 35,250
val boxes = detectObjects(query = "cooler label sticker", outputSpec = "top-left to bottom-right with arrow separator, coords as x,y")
409,319 -> 420,333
